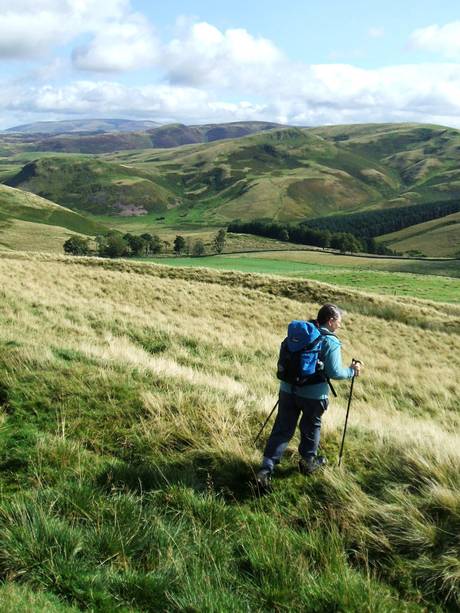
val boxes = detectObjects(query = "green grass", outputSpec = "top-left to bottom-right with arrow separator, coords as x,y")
0,253 -> 459,610
5,156 -> 175,216
378,211 -> 460,257
144,254 -> 460,303
0,184 -> 106,237
0,219 -> 89,253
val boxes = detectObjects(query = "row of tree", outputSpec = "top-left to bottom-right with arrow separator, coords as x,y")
64,229 -> 227,258
172,229 -> 226,255
227,220 -> 393,254
64,232 -> 163,258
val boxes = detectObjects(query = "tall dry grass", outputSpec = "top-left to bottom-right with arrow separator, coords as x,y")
0,252 -> 458,610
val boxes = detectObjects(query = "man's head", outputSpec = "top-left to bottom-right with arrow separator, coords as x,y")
317,303 -> 343,332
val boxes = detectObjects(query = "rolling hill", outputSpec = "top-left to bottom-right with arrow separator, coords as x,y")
104,124 -> 460,227
0,184 -> 105,236
2,122 -> 460,256
102,127 -> 402,223
378,210 -> 460,257
4,157 -> 177,216
33,121 -> 285,153
311,123 -> 460,206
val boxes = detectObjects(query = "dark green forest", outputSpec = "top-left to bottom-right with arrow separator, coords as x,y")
227,221 -> 391,254
301,200 -> 460,238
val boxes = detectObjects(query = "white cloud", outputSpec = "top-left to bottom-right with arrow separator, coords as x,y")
3,62 -> 460,129
72,16 -> 159,72
0,79 -> 268,125
165,21 -> 284,88
409,21 -> 460,59
2,12 -> 460,130
0,0 -> 144,61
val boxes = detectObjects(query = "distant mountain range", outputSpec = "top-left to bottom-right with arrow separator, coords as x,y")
1,121 -> 287,153
3,118 -> 161,135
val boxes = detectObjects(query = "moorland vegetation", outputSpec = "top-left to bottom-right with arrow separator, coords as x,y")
0,252 -> 459,611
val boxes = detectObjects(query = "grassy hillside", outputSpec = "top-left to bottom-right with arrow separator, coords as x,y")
311,123 -> 460,205
0,184 -> 106,241
144,252 -> 460,302
4,124 -> 460,227
103,127 -> 400,225
0,252 -> 459,611
5,157 -> 176,216
0,219 -> 90,253
103,123 -> 460,228
378,211 -> 460,257
3,123 -> 460,257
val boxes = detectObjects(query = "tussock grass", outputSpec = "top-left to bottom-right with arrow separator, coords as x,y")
0,252 -> 459,611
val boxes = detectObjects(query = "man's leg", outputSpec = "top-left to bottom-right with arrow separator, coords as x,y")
260,391 -> 300,472
298,398 -> 328,460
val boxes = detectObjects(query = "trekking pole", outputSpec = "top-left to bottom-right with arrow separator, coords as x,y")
338,359 -> 361,467
253,399 -> 279,445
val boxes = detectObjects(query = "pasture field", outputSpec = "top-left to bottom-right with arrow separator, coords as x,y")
0,252 -> 459,611
145,253 -> 460,303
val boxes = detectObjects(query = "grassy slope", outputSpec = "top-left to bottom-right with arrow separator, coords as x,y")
5,157 -> 176,216
0,184 -> 106,238
0,252 -> 459,611
378,211 -> 460,257
0,219 -> 89,253
103,127 -> 400,225
145,253 -> 460,303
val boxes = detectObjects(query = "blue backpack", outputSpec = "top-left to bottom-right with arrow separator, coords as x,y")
276,320 -> 331,388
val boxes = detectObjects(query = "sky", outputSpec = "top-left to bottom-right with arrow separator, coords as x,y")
1,0 -> 460,129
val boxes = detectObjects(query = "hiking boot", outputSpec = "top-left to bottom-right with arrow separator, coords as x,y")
256,468 -> 272,489
299,455 -> 327,475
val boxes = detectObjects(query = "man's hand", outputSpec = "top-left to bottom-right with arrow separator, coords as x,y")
351,360 -> 362,377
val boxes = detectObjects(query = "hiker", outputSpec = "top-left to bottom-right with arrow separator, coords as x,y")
256,303 -> 361,487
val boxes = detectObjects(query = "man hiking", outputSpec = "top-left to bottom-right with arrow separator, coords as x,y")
256,303 -> 361,487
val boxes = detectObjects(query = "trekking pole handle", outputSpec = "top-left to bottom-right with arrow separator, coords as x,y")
351,358 -> 362,376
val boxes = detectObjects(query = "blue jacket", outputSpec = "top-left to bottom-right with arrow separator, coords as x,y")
279,326 -> 354,400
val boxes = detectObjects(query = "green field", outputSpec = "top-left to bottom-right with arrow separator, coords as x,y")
145,252 -> 460,303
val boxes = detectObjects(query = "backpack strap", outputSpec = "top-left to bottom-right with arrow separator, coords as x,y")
317,327 -> 338,397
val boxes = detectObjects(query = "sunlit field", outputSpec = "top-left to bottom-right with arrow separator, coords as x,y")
145,253 -> 460,303
0,252 -> 459,611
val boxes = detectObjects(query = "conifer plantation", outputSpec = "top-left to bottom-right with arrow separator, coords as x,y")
0,252 -> 458,611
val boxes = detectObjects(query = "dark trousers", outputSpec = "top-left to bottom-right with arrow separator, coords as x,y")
262,391 -> 328,471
